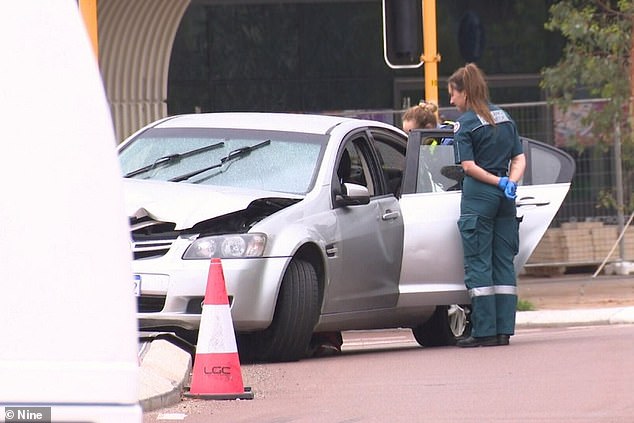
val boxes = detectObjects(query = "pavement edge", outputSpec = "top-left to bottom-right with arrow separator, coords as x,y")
139,339 -> 192,412
516,306 -> 634,328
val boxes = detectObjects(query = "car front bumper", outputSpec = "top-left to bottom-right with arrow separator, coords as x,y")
133,253 -> 290,332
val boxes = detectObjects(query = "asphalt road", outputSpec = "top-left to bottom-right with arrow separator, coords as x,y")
143,324 -> 634,422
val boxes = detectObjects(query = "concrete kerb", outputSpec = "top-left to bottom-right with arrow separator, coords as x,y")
516,306 -> 634,328
139,338 -> 192,412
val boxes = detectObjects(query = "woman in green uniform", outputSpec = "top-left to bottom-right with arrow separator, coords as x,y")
448,63 -> 526,347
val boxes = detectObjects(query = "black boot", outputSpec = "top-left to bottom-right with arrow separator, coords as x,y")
497,334 -> 510,346
456,335 -> 498,348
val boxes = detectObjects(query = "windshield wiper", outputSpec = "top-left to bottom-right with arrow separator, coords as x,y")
123,141 -> 225,178
169,139 -> 271,182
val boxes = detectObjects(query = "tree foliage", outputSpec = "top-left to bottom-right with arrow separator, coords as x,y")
541,0 -> 633,212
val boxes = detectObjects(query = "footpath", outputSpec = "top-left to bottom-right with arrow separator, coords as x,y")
137,272 -> 634,411
516,273 -> 634,328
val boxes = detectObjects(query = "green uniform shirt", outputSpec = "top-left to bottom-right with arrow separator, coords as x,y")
453,105 -> 522,176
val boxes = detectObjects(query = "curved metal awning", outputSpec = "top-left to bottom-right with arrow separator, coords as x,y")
98,0 -> 191,142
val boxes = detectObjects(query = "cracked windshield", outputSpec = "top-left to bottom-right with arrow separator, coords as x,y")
119,128 -> 327,194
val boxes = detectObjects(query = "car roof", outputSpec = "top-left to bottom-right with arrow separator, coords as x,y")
152,112 -> 393,135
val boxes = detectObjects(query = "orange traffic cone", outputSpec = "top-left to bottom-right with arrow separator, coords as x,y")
186,258 -> 253,400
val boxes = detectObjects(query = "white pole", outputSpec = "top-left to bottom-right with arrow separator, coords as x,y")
613,118 -> 626,260
593,210 -> 634,278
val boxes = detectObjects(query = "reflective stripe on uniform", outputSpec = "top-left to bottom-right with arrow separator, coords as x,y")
469,286 -> 495,297
469,285 -> 518,297
494,285 -> 518,295
476,110 -> 511,126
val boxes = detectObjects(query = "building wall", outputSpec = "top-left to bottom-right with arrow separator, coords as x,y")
167,0 -> 564,115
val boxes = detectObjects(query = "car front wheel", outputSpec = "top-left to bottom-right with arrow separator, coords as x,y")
412,304 -> 471,347
241,259 -> 320,363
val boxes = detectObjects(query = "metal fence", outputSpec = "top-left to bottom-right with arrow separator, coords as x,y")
337,101 -> 634,273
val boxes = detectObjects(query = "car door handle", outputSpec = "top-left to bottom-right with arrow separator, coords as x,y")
516,196 -> 550,207
382,210 -> 400,221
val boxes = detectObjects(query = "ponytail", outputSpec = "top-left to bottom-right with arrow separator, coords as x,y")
449,63 -> 495,126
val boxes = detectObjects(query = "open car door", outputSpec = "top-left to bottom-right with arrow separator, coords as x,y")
397,128 -> 575,308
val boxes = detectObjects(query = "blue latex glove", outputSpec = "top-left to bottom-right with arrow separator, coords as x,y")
504,180 -> 517,200
497,176 -> 509,190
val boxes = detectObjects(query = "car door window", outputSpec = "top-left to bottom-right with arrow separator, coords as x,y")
370,132 -> 406,196
417,143 -> 462,193
521,138 -> 576,185
411,135 -> 576,193
402,129 -> 464,195
335,137 -> 378,196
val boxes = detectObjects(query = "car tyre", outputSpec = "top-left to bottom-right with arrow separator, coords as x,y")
412,304 -> 471,347
246,259 -> 320,362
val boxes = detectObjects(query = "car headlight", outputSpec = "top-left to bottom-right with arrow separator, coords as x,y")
182,233 -> 267,259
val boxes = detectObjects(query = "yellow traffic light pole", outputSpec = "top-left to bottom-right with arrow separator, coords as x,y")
381,0 -> 440,106
79,0 -> 99,61
421,0 -> 440,105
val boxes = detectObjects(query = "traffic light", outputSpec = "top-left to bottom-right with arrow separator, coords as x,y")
382,0 -> 423,69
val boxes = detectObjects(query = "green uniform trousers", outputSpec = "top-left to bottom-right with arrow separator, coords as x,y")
458,176 -> 520,338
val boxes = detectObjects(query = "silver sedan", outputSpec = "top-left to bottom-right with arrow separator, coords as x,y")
118,112 -> 574,362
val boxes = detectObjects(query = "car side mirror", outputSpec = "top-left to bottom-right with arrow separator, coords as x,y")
335,182 -> 370,206
440,165 -> 464,181
440,165 -> 464,191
